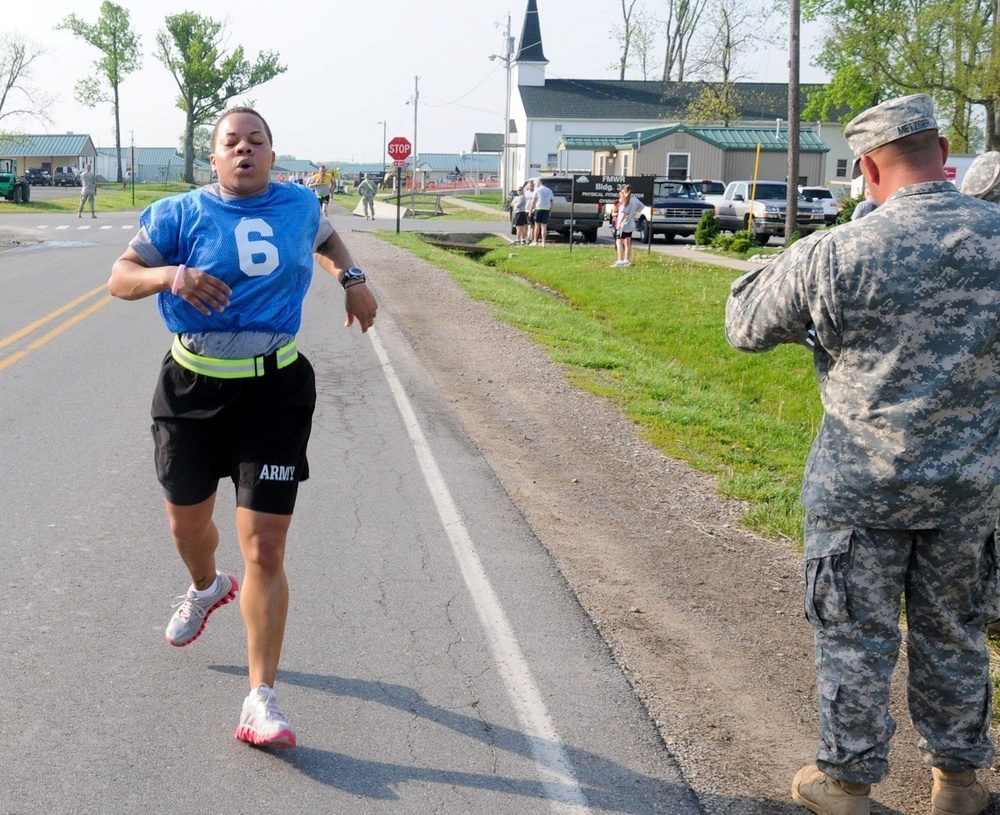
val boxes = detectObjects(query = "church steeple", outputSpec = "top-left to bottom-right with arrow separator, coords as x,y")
515,0 -> 548,87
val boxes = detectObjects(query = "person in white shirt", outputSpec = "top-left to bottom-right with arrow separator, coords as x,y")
612,185 -> 644,267
529,179 -> 554,246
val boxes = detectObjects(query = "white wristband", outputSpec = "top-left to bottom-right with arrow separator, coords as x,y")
171,265 -> 186,296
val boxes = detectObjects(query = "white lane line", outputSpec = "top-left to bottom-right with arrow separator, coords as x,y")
369,326 -> 591,814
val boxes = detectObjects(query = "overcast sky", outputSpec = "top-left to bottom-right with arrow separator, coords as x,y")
6,0 -> 828,164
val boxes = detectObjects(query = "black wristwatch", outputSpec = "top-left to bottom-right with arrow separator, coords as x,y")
339,267 -> 366,288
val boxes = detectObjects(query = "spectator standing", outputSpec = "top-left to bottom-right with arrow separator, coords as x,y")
357,173 -> 377,220
851,188 -> 878,220
529,178 -> 554,247
523,180 -> 536,244
612,185 -> 643,267
78,164 -> 97,218
308,164 -> 333,216
726,94 -> 999,815
511,186 -> 529,245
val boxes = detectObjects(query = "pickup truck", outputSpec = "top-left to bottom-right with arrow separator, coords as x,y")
634,180 -> 716,243
715,180 -> 826,244
521,176 -> 605,242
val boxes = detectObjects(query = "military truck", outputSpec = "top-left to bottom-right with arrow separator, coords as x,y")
0,160 -> 31,204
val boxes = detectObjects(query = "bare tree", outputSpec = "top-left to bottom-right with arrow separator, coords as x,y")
684,0 -> 780,122
0,33 -> 53,130
660,0 -> 710,81
610,0 -> 643,80
631,8 -> 660,79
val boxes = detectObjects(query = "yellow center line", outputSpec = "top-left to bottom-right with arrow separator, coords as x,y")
0,283 -> 109,350
0,287 -> 114,372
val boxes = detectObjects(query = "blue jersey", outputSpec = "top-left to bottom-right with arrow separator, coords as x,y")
132,183 -> 323,335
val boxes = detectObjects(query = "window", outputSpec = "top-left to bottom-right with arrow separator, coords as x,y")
667,153 -> 690,181
622,154 -> 629,176
836,159 -> 848,178
546,153 -> 558,168
554,124 -> 562,132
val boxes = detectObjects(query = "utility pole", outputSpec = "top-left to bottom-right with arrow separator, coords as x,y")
413,76 -> 420,190
378,120 -> 387,174
491,14 -> 515,195
785,0 -> 801,244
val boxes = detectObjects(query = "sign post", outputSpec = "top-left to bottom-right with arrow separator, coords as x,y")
388,137 -> 413,234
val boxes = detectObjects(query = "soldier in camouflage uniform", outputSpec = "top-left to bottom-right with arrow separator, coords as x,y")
726,95 -> 1000,815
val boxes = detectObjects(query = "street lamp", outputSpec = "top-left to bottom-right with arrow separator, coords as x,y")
489,14 -> 515,196
377,120 -> 387,171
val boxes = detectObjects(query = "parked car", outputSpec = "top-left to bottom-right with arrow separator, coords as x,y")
715,180 -> 826,244
53,166 -> 81,187
692,179 -> 726,211
799,185 -> 840,225
634,180 -> 716,243
517,176 -> 605,242
25,168 -> 52,186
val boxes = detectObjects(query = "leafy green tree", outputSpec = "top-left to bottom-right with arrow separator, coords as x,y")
155,12 -> 285,183
803,0 -> 1000,151
179,126 -> 212,163
57,2 -> 141,183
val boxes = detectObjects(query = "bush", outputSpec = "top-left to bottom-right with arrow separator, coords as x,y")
713,234 -> 735,250
838,194 -> 863,224
694,210 -> 721,245
730,237 -> 753,253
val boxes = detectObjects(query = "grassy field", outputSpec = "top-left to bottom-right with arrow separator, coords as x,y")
381,231 -> 821,543
0,182 -> 195,215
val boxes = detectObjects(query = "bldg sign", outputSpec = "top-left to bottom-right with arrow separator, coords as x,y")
572,174 -> 654,206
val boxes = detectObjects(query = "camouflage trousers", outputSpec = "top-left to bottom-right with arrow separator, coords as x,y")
804,513 -> 1000,784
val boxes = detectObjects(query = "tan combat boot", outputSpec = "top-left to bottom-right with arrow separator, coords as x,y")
930,767 -> 989,815
792,764 -> 871,815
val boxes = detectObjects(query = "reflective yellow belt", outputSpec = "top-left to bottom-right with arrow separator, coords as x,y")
170,336 -> 298,379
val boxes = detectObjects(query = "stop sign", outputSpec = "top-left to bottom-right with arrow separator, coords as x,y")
387,137 -> 412,161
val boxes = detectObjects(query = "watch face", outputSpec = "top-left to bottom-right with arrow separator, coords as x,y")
345,268 -> 365,279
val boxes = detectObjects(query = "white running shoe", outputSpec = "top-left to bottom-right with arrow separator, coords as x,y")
165,572 -> 238,647
235,684 -> 297,748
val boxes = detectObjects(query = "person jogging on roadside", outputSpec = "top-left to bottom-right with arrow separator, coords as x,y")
308,164 -> 334,216
108,106 -> 377,749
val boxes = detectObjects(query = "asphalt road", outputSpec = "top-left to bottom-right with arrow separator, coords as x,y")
0,209 -> 701,814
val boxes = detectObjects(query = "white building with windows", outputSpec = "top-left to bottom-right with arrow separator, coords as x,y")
505,0 -> 855,194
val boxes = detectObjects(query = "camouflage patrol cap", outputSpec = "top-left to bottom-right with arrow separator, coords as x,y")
960,151 -> 1000,204
846,94 -> 938,178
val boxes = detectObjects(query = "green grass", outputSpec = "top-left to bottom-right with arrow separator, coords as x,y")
380,231 -> 821,543
0,182 -> 196,214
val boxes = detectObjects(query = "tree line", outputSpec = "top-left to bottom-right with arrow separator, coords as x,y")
612,0 -> 1000,151
1,0 -> 284,184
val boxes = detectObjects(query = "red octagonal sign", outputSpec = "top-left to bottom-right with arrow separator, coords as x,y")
387,136 -> 412,161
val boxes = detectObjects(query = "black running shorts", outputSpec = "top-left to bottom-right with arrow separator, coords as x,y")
151,350 -> 316,515
533,209 -> 550,225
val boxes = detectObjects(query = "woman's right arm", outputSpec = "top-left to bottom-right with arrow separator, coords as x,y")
109,247 -> 230,315
108,247 -> 173,300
